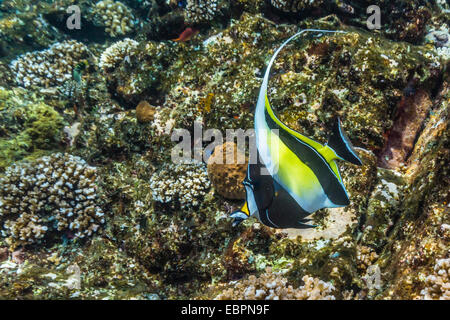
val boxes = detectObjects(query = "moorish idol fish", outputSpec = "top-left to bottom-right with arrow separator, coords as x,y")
231,29 -> 363,229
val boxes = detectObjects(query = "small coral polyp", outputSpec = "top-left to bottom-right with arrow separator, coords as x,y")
10,40 -> 90,88
0,153 -> 104,248
94,0 -> 135,37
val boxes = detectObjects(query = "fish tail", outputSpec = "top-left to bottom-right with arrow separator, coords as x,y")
327,117 -> 363,165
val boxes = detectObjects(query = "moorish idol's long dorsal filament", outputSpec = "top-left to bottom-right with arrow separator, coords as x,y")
231,29 -> 363,229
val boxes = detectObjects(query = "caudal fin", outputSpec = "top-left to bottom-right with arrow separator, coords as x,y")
327,117 -> 363,165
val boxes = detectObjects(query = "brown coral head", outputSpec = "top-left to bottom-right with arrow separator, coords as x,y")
136,100 -> 156,123
207,142 -> 248,200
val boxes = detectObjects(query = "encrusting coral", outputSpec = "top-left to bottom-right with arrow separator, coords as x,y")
0,153 -> 104,248
93,0 -> 135,37
207,142 -> 248,200
149,160 -> 211,209
214,268 -> 336,300
10,40 -> 90,88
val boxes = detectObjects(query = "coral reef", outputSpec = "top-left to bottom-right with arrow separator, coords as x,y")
0,153 -> 104,248
10,41 -> 90,88
214,268 -> 335,300
149,160 -> 211,209
93,0 -> 135,37
0,0 -> 448,301
207,142 -> 247,200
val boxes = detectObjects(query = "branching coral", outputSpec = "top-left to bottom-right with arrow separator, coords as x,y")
99,38 -> 139,72
0,153 -> 104,248
10,40 -> 90,88
93,0 -> 135,37
149,160 -> 211,209
215,268 -> 336,300
421,258 -> 450,300
185,0 -> 220,24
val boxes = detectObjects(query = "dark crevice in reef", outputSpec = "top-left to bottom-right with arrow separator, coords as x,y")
404,83 -> 446,164
376,69 -> 444,169
44,13 -> 109,44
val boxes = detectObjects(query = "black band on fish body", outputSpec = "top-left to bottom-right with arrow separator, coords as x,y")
264,109 -> 351,207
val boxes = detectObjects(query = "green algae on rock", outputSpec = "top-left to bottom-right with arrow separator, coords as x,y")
0,87 -> 65,171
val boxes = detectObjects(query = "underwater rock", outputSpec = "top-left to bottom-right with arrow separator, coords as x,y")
378,89 -> 433,169
0,1 -> 67,59
426,27 -> 450,63
0,153 -> 104,248
207,142 -> 248,200
360,168 -> 405,249
268,28 -> 442,154
370,83 -> 449,300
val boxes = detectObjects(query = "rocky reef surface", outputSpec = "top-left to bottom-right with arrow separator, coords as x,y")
0,0 -> 448,300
